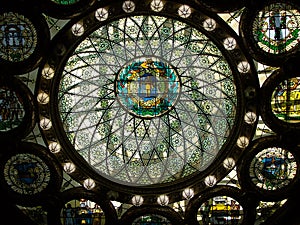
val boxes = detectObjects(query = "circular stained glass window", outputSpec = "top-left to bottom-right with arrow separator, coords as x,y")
58,15 -> 237,186
249,147 -> 297,191
253,2 -> 300,55
271,77 -> 300,123
4,153 -> 51,195
0,12 -> 37,62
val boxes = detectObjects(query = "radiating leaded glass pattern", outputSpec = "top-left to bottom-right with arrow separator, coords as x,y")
58,15 -> 237,186
271,77 -> 300,123
0,12 -> 37,62
249,147 -> 297,190
0,87 -> 25,131
252,3 -> 300,54
50,0 -> 80,5
4,153 -> 51,195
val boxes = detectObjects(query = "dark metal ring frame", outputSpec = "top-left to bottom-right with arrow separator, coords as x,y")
237,135 -> 300,202
45,186 -> 118,225
184,185 -> 257,225
0,3 -> 50,75
239,0 -> 300,67
36,0 -> 259,204
0,141 -> 63,207
0,76 -> 36,142
260,67 -> 300,135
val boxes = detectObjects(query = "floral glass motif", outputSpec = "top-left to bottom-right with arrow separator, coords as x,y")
252,3 -> 300,54
4,153 -> 51,195
116,58 -> 181,118
249,147 -> 297,191
0,87 -> 25,131
58,15 -> 237,186
51,0 -> 80,5
199,196 -> 243,225
0,12 -> 37,62
271,77 -> 300,123
133,214 -> 171,225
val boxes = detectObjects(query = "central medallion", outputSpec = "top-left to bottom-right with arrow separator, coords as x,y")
116,58 -> 181,118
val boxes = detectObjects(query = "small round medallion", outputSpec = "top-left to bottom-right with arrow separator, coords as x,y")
116,58 -> 181,118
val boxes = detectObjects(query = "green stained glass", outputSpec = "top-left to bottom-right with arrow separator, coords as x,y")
51,0 -> 79,5
58,15 -> 237,186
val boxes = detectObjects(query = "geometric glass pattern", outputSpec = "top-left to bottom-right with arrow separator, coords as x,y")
249,147 -> 297,191
58,15 -> 237,186
271,77 -> 300,123
3,153 -> 51,195
0,87 -> 25,131
0,12 -> 37,62
252,3 -> 300,54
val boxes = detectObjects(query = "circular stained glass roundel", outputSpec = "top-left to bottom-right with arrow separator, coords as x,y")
4,153 -> 51,195
116,58 -> 181,118
58,15 -> 238,186
250,147 -> 297,191
253,2 -> 300,55
0,12 -> 37,62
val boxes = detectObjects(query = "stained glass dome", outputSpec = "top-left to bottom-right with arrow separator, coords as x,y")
57,15 -> 239,186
